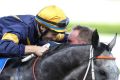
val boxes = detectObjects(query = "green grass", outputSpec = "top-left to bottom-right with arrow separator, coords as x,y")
66,22 -> 120,34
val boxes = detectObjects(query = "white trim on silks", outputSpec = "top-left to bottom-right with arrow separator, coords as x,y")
83,45 -> 95,80
36,24 -> 41,38
21,43 -> 50,62
21,54 -> 35,62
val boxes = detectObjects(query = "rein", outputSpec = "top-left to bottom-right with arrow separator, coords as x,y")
32,57 -> 40,80
83,46 -> 95,80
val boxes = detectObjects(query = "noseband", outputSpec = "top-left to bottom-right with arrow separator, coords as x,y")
96,56 -> 116,60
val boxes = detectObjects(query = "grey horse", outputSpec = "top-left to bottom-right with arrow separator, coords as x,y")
0,30 -> 119,80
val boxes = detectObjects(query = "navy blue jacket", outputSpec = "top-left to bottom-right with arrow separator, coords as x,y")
0,15 -> 68,57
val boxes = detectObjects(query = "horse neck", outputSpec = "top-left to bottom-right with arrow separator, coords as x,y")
38,45 -> 91,80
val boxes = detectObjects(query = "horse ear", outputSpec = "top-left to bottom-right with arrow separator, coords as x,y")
91,29 -> 99,49
108,33 -> 117,51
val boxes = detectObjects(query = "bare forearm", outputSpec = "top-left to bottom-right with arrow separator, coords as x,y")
25,45 -> 37,54
25,45 -> 49,56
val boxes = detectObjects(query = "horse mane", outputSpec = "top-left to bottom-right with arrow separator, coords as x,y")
41,43 -> 94,60
39,44 -> 92,80
41,43 -> 70,60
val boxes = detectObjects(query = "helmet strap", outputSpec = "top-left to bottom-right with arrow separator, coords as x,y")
41,28 -> 49,37
37,24 -> 50,40
36,24 -> 42,38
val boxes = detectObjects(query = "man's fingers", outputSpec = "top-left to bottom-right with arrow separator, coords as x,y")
42,43 -> 50,48
39,43 -> 50,54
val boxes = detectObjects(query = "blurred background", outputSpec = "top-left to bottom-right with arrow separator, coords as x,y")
0,0 -> 120,79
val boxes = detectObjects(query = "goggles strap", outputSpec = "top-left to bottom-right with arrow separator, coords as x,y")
36,24 -> 42,38
36,15 -> 69,28
36,15 -> 58,25
39,26 -> 49,40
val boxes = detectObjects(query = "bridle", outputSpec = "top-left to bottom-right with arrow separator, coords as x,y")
83,45 -> 116,80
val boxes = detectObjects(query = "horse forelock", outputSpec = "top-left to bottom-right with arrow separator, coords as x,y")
99,43 -> 110,51
93,42 -> 110,57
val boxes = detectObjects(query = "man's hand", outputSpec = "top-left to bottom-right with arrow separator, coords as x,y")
34,43 -> 50,56
25,43 -> 50,56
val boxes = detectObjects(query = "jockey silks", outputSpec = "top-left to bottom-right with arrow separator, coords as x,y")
0,15 -> 68,56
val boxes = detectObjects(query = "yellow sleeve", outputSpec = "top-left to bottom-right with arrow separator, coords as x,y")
2,33 -> 19,44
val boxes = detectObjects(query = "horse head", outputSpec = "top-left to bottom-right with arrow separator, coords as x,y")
91,29 -> 119,80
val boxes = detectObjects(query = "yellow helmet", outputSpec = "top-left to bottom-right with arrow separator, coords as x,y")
35,5 -> 69,32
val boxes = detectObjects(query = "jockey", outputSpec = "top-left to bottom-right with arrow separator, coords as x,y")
0,5 -> 69,57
